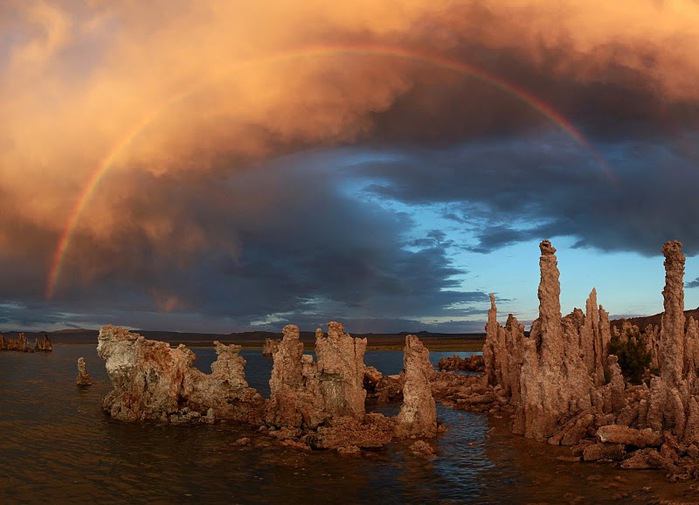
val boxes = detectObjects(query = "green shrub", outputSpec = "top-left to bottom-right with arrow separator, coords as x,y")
607,327 -> 652,385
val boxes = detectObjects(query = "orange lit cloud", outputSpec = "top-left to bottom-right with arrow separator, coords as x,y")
0,0 -> 698,330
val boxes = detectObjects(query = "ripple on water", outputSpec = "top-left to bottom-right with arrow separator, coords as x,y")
3,345 -> 699,504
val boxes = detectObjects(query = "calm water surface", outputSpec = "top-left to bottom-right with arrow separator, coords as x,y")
1,345 -> 697,504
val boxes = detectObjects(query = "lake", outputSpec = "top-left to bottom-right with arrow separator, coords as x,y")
1,344 -> 697,504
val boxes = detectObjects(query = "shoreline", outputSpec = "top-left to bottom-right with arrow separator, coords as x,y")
54,339 -> 485,352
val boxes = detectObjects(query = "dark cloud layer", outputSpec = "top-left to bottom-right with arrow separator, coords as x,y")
0,1 -> 698,332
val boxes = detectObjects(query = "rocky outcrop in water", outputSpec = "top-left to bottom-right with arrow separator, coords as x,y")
396,335 -> 437,438
76,357 -> 92,386
98,325 -> 265,424
0,332 -> 42,352
364,366 -> 403,403
515,241 -> 596,441
265,324 -> 438,449
262,338 -> 280,357
437,354 -> 484,372
98,322 -> 438,453
266,324 -> 325,429
0,333 -> 51,352
35,334 -> 52,352
316,321 -> 368,420
266,322 -> 368,431
479,239 -> 699,478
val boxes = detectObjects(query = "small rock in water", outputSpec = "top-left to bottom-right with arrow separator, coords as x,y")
409,440 -> 435,457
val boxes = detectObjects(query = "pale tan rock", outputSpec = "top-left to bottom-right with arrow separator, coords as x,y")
684,397 -> 699,444
262,338 -> 280,358
685,317 -> 699,381
516,240 -> 594,441
409,440 -> 436,457
313,414 -> 395,449
582,443 -> 625,461
620,448 -> 673,470
34,334 -> 52,352
336,444 -> 361,455
661,240 -> 685,388
558,413 -> 594,446
607,355 -> 626,414
98,325 -> 264,423
76,357 -> 92,386
596,425 -> 663,448
483,295 -> 524,405
17,333 -> 27,352
647,376 -> 667,433
396,335 -> 437,438
315,321 -> 367,421
267,325 -> 306,428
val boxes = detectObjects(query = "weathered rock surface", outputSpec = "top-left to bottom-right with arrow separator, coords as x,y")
437,354 -> 484,373
316,321 -> 367,420
76,357 -> 92,386
620,448 -> 674,470
98,325 -> 264,423
596,425 -> 663,448
364,366 -> 403,403
1,332 -> 33,352
266,322 -> 368,430
582,443 -> 625,462
262,338 -> 280,358
35,334 -> 53,352
515,241 -> 595,441
98,321 -> 441,453
0,333 -> 51,352
396,335 -> 437,438
266,324 -> 325,429
481,239 -> 699,479
264,324 -> 438,450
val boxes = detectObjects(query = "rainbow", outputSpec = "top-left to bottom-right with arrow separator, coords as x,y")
45,44 -> 613,300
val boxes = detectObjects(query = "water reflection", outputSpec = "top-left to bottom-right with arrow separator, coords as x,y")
2,345 -> 697,504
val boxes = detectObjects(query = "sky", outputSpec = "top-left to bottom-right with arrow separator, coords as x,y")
1,0 -> 699,334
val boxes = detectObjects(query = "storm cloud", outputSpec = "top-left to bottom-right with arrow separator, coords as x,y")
0,0 -> 697,331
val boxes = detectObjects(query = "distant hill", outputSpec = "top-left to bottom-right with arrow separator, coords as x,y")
0,328 -> 486,347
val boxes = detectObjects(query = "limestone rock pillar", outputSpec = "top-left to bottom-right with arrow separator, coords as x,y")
396,335 -> 437,438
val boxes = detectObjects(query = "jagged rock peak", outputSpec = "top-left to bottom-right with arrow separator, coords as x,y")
97,325 -> 264,424
396,335 -> 437,438
540,239 -> 556,255
661,240 -> 685,388
76,357 -> 92,386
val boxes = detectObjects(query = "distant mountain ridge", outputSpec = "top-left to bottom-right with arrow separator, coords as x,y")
0,327 -> 486,345
7,308 -> 699,345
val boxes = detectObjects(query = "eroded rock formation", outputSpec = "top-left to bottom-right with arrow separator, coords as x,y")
35,334 -> 53,352
98,325 -> 264,424
479,239 -> 699,478
262,338 -> 280,357
316,321 -> 368,420
98,322 -> 439,453
396,335 -> 437,438
76,357 -> 92,386
513,241 -> 597,441
437,354 -> 484,373
0,332 -> 45,352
